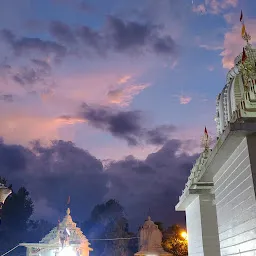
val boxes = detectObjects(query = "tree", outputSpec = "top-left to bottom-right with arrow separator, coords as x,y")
82,199 -> 135,256
26,219 -> 54,243
162,224 -> 188,256
0,177 -> 34,255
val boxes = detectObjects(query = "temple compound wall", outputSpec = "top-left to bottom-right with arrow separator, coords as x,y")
176,41 -> 256,255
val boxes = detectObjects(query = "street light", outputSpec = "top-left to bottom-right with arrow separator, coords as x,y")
181,231 -> 188,240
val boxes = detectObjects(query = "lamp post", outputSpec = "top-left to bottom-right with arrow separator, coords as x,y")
0,183 -> 12,223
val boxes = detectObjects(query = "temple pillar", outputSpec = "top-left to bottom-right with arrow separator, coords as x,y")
26,247 -> 31,256
176,181 -> 221,256
186,193 -> 220,256
185,193 -> 220,256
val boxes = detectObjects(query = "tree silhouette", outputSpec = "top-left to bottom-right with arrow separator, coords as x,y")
0,177 -> 33,255
82,199 -> 136,256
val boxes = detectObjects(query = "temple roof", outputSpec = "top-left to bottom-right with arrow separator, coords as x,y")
40,208 -> 91,247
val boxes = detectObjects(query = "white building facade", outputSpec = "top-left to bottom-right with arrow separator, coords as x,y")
176,39 -> 256,255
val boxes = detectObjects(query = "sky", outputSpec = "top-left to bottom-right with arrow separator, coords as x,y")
0,0 -> 256,231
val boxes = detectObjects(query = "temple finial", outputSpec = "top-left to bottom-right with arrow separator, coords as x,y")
147,208 -> 151,219
66,207 -> 70,215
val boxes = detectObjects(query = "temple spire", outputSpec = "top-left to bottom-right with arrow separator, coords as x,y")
201,127 -> 211,150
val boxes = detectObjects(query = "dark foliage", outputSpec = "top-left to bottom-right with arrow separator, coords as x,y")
162,224 -> 188,256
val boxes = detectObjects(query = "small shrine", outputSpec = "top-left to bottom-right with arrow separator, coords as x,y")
135,216 -> 171,256
20,208 -> 93,256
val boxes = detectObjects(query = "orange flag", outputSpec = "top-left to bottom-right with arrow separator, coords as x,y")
241,24 -> 246,37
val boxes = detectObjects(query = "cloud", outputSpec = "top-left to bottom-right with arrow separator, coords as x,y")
179,95 -> 192,104
0,139 -> 108,221
0,94 -> 13,102
193,0 -> 238,15
199,44 -> 223,51
58,104 -> 175,146
205,0 -> 238,14
0,137 -> 198,228
1,29 -> 67,62
221,19 -> 256,69
107,16 -> 153,51
48,16 -> 178,57
105,139 -> 198,228
76,25 -> 104,53
117,75 -> 131,85
49,21 -> 76,44
192,4 -> 207,14
107,84 -> 149,106
153,35 -> 176,55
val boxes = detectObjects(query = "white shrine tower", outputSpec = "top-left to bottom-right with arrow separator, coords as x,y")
176,16 -> 256,256
21,208 -> 93,256
135,216 -> 171,256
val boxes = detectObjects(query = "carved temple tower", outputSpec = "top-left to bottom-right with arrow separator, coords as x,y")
176,16 -> 256,256
135,216 -> 171,256
21,208 -> 93,256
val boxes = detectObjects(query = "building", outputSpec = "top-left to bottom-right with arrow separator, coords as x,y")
135,216 -> 172,256
175,22 -> 256,255
20,208 -> 93,256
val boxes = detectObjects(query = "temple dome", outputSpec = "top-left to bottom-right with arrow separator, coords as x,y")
40,208 -> 92,250
143,216 -> 155,227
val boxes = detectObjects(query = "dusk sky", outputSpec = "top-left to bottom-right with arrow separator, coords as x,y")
0,0 -> 256,230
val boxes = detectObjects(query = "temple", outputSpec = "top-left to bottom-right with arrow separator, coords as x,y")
135,216 -> 171,256
20,208 -> 93,256
176,16 -> 256,256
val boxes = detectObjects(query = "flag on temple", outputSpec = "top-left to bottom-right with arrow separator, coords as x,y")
241,24 -> 246,37
67,196 -> 70,205
204,127 -> 208,138
242,47 -> 247,63
240,10 -> 243,22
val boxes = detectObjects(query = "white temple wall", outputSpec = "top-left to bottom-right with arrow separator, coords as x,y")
186,196 -> 204,256
186,195 -> 220,256
200,194 -> 221,256
213,136 -> 256,256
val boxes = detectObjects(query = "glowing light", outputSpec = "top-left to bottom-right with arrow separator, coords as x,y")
181,231 -> 188,240
58,247 -> 76,256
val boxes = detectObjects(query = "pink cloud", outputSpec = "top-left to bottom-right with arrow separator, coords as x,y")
0,63 -> 150,146
221,19 -> 256,69
117,75 -> 131,84
205,0 -> 238,14
192,4 -> 207,14
199,44 -> 223,51
179,95 -> 192,104
107,83 -> 149,107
